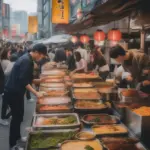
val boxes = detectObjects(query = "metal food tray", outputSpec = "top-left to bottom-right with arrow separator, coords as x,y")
39,87 -> 67,92
41,70 -> 66,76
125,107 -> 150,138
72,88 -> 101,100
32,113 -> 81,130
82,114 -> 119,125
36,103 -> 73,114
103,142 -> 147,150
41,78 -> 64,83
72,83 -> 93,88
60,139 -> 103,150
92,124 -> 128,136
40,83 -> 66,88
37,96 -> 71,105
74,100 -> 108,112
25,129 -> 79,150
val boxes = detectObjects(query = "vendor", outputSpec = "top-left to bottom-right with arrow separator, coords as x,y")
92,46 -> 109,80
71,51 -> 87,74
110,45 -> 150,92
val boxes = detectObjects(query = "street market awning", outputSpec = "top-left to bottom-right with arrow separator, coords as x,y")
55,0 -> 147,33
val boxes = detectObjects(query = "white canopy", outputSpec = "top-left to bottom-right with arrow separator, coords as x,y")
42,34 -> 71,44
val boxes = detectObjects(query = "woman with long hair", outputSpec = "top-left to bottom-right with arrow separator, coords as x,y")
0,48 -> 11,126
92,46 -> 109,80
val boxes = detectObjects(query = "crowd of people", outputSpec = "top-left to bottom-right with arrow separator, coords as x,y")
0,40 -> 150,150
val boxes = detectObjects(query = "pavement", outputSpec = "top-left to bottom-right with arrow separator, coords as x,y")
0,95 -> 36,150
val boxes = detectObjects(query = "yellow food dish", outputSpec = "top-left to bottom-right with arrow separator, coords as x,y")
133,106 -> 150,116
61,140 -> 103,150
92,125 -> 128,135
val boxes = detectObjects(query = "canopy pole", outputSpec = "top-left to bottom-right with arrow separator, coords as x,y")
140,29 -> 145,52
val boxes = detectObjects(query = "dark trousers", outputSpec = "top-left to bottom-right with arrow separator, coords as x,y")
4,91 -> 24,148
26,90 -> 31,100
1,94 -> 11,119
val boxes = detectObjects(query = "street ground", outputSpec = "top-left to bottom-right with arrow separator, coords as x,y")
0,95 -> 36,150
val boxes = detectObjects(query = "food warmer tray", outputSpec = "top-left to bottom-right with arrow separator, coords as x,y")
40,83 -> 66,88
119,89 -> 140,103
102,142 -> 147,150
72,83 -> 94,88
72,88 -> 101,100
32,113 -> 81,130
81,114 -> 120,125
36,103 -> 73,114
39,87 -> 67,92
25,129 -> 79,150
92,124 -> 128,137
37,96 -> 71,105
125,107 -> 150,138
60,139 -> 103,150
74,100 -> 108,112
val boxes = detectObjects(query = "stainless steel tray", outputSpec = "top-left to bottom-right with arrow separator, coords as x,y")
40,83 -> 66,88
72,83 -> 93,88
60,139 -> 103,150
32,113 -> 81,130
36,103 -> 73,114
92,124 -> 128,136
72,88 -> 101,100
26,129 -> 79,150
39,86 -> 66,92
74,100 -> 108,111
82,114 -> 119,125
37,96 -> 71,105
125,107 -> 150,138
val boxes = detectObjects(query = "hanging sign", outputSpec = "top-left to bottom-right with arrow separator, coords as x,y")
28,16 -> 38,34
52,0 -> 70,24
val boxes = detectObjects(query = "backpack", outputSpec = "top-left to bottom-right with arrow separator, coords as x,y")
0,61 -> 4,94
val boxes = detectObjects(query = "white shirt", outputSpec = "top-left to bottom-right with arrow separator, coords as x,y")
76,48 -> 88,62
76,59 -> 87,72
1,59 -> 10,72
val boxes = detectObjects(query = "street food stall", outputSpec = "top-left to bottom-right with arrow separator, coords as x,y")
24,63 -> 150,150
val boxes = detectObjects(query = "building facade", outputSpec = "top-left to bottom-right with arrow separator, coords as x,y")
37,0 -> 52,39
2,3 -> 10,38
11,11 -> 28,34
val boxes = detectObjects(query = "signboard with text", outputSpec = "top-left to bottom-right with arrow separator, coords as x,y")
28,16 -> 38,34
52,0 -> 70,24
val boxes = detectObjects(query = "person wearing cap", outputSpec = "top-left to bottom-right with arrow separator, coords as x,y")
110,45 -> 150,88
3,43 -> 47,150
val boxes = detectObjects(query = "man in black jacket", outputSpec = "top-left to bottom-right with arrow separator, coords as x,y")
4,43 -> 47,150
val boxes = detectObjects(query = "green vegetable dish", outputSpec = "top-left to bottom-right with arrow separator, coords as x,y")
85,145 -> 94,150
28,132 -> 76,150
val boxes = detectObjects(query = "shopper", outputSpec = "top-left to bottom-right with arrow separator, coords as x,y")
93,46 -> 109,80
0,48 -> 11,126
71,51 -> 87,74
3,43 -> 47,150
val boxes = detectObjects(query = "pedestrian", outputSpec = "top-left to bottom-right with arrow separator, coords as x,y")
0,48 -> 11,125
3,43 -> 47,150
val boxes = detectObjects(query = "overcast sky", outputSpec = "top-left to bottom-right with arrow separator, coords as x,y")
4,0 -> 37,13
